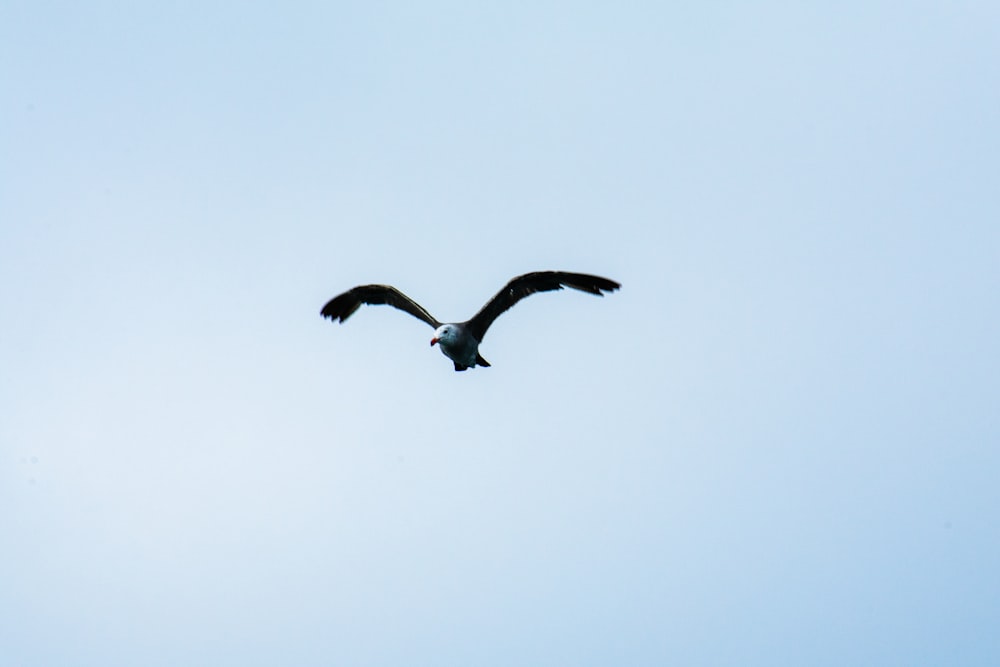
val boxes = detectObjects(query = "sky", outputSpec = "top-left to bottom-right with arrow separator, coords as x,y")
2,1 -> 999,665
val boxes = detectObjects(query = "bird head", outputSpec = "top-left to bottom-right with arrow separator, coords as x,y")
430,324 -> 454,347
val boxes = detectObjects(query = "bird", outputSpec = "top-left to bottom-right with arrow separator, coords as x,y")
320,271 -> 621,371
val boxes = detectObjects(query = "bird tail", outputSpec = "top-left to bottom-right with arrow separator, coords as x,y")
476,353 -> 491,368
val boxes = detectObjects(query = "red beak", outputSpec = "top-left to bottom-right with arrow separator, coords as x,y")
430,337 -> 438,346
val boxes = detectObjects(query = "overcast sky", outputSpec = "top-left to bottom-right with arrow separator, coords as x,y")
2,2 -> 999,665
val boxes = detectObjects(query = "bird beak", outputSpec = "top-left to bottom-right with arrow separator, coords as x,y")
430,337 -> 438,346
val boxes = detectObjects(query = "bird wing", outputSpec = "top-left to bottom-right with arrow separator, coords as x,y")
320,285 -> 441,329
464,271 -> 621,342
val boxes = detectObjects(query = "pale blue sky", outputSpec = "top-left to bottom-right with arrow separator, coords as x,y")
2,2 -> 999,665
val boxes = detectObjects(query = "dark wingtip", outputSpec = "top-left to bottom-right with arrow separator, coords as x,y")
597,276 -> 622,291
320,295 -> 360,323
565,274 -> 621,296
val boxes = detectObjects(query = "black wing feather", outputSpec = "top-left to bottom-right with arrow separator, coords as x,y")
320,285 -> 441,329
464,271 -> 620,342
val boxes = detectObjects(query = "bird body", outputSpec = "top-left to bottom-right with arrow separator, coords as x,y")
320,271 -> 620,371
430,323 -> 492,371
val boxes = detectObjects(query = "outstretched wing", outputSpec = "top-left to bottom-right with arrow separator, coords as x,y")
320,285 -> 441,329
464,271 -> 620,342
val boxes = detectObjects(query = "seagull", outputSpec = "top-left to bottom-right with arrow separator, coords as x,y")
320,271 -> 621,371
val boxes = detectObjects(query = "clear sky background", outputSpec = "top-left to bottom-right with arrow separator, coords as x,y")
2,2 -> 999,665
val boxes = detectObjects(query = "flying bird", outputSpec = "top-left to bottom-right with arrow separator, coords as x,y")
320,271 -> 621,371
